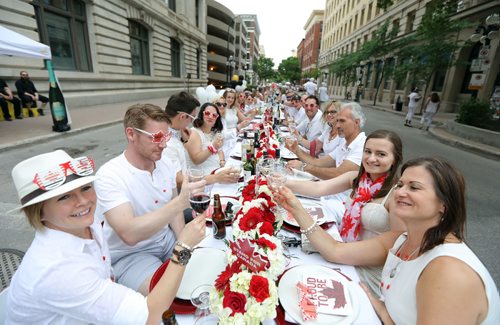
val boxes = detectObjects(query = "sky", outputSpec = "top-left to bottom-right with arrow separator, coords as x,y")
215,0 -> 326,67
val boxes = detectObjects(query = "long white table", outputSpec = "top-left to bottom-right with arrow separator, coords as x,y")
175,152 -> 381,324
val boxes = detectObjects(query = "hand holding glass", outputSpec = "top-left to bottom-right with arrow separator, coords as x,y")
189,169 -> 211,216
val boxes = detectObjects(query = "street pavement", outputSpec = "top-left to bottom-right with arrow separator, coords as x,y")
0,96 -> 499,287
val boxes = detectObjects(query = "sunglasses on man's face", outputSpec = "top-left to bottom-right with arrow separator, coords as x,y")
204,111 -> 219,118
304,103 -> 317,108
134,128 -> 173,144
216,102 -> 227,107
33,157 -> 95,191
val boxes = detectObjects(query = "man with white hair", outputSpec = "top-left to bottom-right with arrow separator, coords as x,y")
303,78 -> 317,96
286,101 -> 366,180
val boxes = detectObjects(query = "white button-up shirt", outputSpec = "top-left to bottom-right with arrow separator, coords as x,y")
6,221 -> 148,324
297,110 -> 324,140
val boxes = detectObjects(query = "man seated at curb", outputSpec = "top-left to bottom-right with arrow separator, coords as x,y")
15,71 -> 48,116
0,78 -> 23,120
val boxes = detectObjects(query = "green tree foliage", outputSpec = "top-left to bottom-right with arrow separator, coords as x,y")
377,0 -> 394,11
457,99 -> 494,127
278,57 -> 301,83
254,56 -> 276,82
302,68 -> 321,80
393,1 -> 471,111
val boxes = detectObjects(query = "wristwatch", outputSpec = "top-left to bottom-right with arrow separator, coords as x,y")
171,247 -> 192,266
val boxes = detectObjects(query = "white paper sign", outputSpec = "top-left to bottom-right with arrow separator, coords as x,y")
302,274 -> 352,316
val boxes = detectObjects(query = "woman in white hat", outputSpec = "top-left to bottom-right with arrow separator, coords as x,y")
6,150 -> 206,324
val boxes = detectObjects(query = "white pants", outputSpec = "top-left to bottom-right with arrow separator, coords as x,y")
420,111 -> 435,127
405,105 -> 417,121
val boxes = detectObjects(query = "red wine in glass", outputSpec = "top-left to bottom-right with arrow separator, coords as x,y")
190,193 -> 211,214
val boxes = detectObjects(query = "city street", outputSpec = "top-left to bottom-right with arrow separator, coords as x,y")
0,107 -> 498,286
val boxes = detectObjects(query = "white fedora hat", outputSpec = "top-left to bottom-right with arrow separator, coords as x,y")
12,150 -> 97,208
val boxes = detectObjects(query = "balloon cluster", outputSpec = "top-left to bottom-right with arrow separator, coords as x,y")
194,81 -> 249,105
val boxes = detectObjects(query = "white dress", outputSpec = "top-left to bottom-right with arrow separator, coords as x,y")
222,108 -> 238,160
318,124 -> 342,155
382,234 -> 500,324
190,128 -> 221,175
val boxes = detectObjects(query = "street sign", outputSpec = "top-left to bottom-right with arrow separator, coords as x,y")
479,46 -> 490,59
468,73 -> 485,90
482,58 -> 491,71
470,59 -> 483,72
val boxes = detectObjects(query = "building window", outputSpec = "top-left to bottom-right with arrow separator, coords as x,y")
195,0 -> 200,27
405,11 -> 415,34
129,20 -> 150,75
171,38 -> 181,77
167,0 -> 176,12
34,0 -> 91,71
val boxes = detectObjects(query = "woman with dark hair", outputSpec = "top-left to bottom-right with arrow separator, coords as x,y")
275,157 -> 499,324
419,92 -> 440,131
184,102 -> 225,175
285,129 -> 405,296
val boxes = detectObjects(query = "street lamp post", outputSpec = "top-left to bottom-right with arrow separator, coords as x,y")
468,13 -> 499,98
226,55 -> 235,88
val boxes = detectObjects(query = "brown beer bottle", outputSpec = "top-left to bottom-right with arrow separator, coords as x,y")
162,308 -> 178,325
212,194 -> 226,239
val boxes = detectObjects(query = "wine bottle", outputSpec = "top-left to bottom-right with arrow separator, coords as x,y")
243,150 -> 254,183
253,133 -> 260,159
212,194 -> 226,240
241,131 -> 250,162
46,60 -> 70,132
162,308 -> 178,325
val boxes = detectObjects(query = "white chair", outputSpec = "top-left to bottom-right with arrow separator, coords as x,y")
0,287 -> 9,323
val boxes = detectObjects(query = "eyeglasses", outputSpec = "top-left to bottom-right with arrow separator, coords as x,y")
203,111 -> 219,118
326,111 -> 337,115
182,112 -> 197,120
33,156 -> 95,191
216,102 -> 227,107
304,104 -> 317,108
134,128 -> 173,144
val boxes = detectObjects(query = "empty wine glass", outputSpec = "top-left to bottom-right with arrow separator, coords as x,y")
190,284 -> 213,324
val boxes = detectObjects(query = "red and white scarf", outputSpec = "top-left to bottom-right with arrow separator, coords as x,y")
340,172 -> 387,242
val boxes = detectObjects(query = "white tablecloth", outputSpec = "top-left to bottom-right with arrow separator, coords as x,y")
176,130 -> 380,324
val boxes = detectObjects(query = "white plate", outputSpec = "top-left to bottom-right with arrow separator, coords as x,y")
278,265 -> 361,325
176,247 -> 227,300
288,169 -> 318,181
284,205 -> 326,227
281,147 -> 298,159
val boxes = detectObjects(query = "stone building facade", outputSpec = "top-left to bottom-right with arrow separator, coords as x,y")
0,0 -> 208,108
318,0 -> 500,112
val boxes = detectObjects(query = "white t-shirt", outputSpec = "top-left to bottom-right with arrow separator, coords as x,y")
328,131 -> 366,167
408,92 -> 421,108
293,107 -> 306,126
162,130 -> 189,173
6,221 -> 148,324
297,110 -> 324,140
304,81 -> 317,95
95,153 -> 177,262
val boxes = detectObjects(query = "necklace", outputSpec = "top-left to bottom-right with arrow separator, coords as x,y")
389,242 -> 420,278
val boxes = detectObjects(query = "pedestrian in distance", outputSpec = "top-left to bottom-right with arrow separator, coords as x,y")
419,92 -> 440,131
404,87 -> 421,127
6,150 -> 206,324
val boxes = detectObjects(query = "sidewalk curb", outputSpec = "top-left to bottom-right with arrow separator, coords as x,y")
0,119 -> 122,153
364,103 -> 500,160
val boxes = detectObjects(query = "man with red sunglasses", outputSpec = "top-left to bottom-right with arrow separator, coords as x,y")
94,103 -> 195,295
295,95 -> 324,140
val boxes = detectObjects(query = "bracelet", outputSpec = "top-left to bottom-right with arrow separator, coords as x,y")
175,241 -> 193,251
208,144 -> 218,154
300,221 -> 318,236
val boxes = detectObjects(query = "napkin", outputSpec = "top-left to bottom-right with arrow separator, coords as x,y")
296,281 -> 318,321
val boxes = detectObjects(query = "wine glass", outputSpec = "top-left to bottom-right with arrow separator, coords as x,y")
189,168 -> 211,217
190,284 -> 214,324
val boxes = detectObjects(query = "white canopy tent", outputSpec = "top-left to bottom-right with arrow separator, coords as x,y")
0,25 -> 71,129
0,25 -> 51,59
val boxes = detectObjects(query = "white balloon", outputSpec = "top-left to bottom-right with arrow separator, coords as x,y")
195,87 -> 208,104
207,84 -> 216,94
235,85 -> 244,92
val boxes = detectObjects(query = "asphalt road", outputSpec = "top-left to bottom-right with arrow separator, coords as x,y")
0,107 -> 498,286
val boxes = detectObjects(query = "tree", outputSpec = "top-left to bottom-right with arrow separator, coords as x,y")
277,57 -> 301,84
254,56 -> 276,83
393,1 -> 471,112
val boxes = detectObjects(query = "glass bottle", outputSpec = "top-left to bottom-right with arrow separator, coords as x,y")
162,308 -> 178,325
212,194 -> 226,240
241,131 -> 250,162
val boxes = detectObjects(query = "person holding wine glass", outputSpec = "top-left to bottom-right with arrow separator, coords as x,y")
6,149 -> 207,325
184,103 -> 225,176
94,104 -> 198,296
274,157 -> 499,324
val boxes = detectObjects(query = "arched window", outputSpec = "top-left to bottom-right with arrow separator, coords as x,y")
171,38 -> 181,77
129,20 -> 150,75
34,0 -> 91,71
